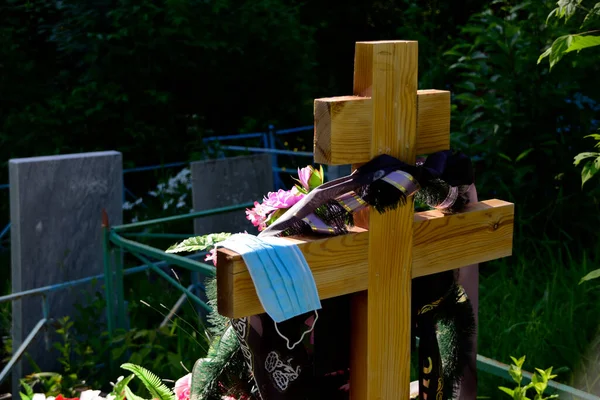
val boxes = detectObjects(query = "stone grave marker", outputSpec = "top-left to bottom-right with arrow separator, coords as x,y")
10,151 -> 122,383
191,154 -> 273,236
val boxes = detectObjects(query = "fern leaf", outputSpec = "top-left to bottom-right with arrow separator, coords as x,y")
121,363 -> 176,400
166,233 -> 232,254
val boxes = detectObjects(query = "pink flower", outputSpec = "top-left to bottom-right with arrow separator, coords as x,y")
245,201 -> 273,231
174,373 -> 191,400
205,248 -> 217,266
297,166 -> 313,191
262,188 -> 305,209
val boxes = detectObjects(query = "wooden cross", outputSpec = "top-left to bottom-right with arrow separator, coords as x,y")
216,40 -> 514,399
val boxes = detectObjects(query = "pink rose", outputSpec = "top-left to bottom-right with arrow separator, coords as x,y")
174,373 -> 191,400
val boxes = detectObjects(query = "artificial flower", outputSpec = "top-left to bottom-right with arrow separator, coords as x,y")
307,165 -> 325,190
80,390 -> 103,400
245,201 -> 272,231
55,395 -> 79,400
295,165 -> 325,192
297,166 -> 313,191
205,248 -> 217,266
262,188 -> 305,210
174,373 -> 191,400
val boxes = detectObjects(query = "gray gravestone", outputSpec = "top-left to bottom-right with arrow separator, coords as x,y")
10,151 -> 122,386
191,154 -> 273,236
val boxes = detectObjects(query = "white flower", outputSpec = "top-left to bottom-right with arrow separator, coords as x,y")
80,390 -> 103,400
134,198 -> 143,205
122,201 -> 134,210
32,394 -> 46,400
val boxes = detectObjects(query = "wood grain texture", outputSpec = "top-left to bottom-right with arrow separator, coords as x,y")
354,42 -> 373,97
313,91 -> 450,165
367,40 -> 418,400
216,199 -> 514,317
350,43 -> 373,400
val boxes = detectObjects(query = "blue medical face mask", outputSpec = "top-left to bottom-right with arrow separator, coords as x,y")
219,233 -> 321,350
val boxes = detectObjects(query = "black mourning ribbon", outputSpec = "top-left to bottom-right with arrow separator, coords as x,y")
259,150 -> 473,238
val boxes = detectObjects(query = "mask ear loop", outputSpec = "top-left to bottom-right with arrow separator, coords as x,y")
274,310 -> 319,350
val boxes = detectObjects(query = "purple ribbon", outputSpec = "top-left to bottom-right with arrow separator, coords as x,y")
302,213 -> 336,234
381,170 -> 420,196
335,191 -> 367,213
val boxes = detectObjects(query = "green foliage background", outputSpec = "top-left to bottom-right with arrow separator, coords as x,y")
2,0 -> 600,397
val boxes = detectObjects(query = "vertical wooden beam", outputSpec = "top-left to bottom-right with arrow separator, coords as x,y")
367,40 -> 418,399
349,42 -> 373,400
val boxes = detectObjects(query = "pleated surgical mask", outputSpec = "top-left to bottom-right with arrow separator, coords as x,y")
219,233 -> 320,350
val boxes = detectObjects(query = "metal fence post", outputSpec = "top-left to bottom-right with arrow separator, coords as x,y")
113,245 -> 126,330
101,213 -> 115,338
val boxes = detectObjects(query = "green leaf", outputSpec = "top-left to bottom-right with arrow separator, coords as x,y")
19,380 -> 34,400
549,35 -> 571,69
581,158 -> 600,187
579,268 -> 600,284
583,3 -> 600,25
516,148 -> 534,162
166,232 -> 232,254
20,380 -> 34,398
538,46 -> 552,64
512,355 -> 527,368
120,363 -> 176,400
566,34 -> 600,53
584,133 -> 600,145
499,153 -> 513,162
550,0 -> 582,22
124,385 -> 148,400
111,374 -> 135,400
573,152 -> 600,166
539,34 -> 600,69
498,386 -> 515,397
